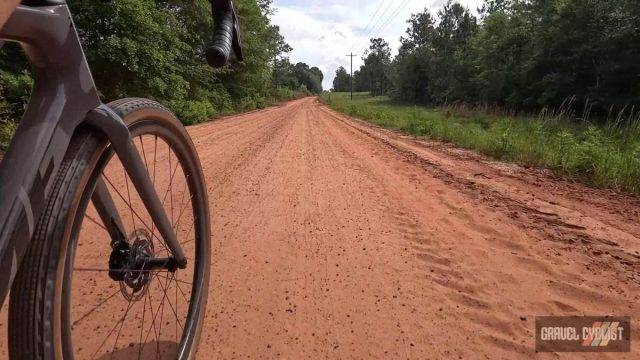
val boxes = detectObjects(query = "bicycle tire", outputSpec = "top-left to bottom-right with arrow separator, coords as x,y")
8,98 -> 211,359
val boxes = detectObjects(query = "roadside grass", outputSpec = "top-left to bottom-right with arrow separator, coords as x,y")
0,120 -> 16,150
320,92 -> 640,194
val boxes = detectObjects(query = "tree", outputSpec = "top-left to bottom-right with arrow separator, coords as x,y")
0,0 -> 322,132
332,66 -> 351,92
271,58 -> 323,94
360,38 -> 392,96
467,0 -> 640,113
293,62 -> 323,93
400,9 -> 438,51
429,1 -> 478,103
66,0 -> 294,121
391,8 -> 437,104
272,58 -> 298,89
353,70 -> 369,92
309,66 -> 324,90
386,0 -> 640,116
467,2 -> 531,105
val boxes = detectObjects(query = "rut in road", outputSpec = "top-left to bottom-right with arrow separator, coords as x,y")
0,97 -> 638,359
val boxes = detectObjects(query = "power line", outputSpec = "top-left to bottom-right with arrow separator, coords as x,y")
372,0 -> 411,42
380,0 -> 412,31
351,0 -> 396,54
355,0 -> 411,55
348,0 -> 390,53
354,0 -> 407,55
350,0 -> 397,54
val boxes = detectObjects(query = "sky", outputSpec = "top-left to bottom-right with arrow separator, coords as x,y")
271,0 -> 484,90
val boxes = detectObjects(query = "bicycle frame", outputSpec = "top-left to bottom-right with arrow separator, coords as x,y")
0,4 -> 186,307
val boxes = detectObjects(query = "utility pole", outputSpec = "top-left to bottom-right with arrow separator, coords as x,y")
346,53 -> 356,100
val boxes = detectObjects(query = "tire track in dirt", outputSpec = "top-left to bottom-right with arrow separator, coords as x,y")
318,103 -> 640,281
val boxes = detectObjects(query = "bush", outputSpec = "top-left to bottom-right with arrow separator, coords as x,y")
0,67 -> 33,151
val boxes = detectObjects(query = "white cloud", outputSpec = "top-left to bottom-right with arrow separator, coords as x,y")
271,0 -> 484,90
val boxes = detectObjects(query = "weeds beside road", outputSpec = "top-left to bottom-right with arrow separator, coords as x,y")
320,92 -> 640,194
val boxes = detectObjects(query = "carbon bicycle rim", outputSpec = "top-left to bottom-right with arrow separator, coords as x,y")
61,102 -> 210,359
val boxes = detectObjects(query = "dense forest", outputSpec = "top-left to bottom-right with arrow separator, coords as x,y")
336,0 -> 640,118
0,0 -> 322,148
273,58 -> 324,94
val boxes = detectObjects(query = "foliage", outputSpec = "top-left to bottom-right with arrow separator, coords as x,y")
0,0 -> 320,150
331,0 -> 639,192
66,0 -> 290,122
391,10 -> 437,104
364,0 -> 640,118
270,58 -> 323,94
0,44 -> 32,149
388,1 -> 478,104
321,92 -> 640,193
294,62 -> 323,94
354,38 -> 392,96
332,66 -> 351,92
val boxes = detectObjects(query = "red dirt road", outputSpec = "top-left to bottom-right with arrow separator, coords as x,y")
2,97 -> 640,358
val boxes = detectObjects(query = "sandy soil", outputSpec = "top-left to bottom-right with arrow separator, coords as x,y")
2,96 -> 640,358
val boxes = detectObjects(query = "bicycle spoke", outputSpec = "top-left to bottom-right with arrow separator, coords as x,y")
141,277 -> 162,357
150,136 -> 158,239
110,297 -> 134,358
69,131 -> 201,358
156,274 -> 169,351
155,273 -> 192,287
91,295 -> 136,359
153,135 -> 157,186
138,135 -> 150,174
173,194 -> 194,235
155,273 -> 184,331
156,273 -> 190,303
174,175 -> 189,228
172,175 -> 190,237
143,157 -> 180,254
72,288 -> 121,327
175,281 -> 189,303
137,290 -> 148,360
179,219 -> 196,246
160,157 -> 180,208
84,213 -> 108,233
102,174 -> 170,253
180,238 -> 195,246
175,271 -> 179,341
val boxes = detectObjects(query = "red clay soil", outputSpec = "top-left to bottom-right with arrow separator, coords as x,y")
1,96 -> 639,358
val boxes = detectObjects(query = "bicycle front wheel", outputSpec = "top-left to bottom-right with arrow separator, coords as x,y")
9,98 -> 211,359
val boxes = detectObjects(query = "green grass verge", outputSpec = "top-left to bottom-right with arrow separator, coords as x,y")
320,92 -> 640,194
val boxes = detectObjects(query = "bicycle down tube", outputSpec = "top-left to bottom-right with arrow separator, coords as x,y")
0,4 -> 185,307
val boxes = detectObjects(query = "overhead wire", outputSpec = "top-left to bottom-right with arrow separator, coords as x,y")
355,0 -> 412,55
350,0 -> 397,54
348,0 -> 390,53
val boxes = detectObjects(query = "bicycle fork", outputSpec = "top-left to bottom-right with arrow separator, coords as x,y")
86,106 -> 187,269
